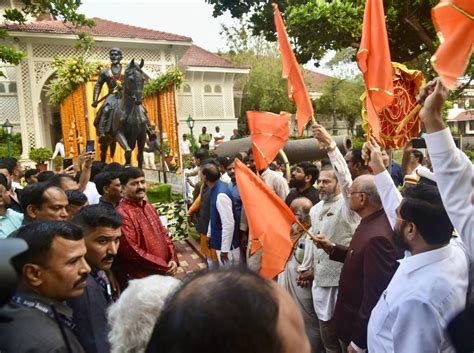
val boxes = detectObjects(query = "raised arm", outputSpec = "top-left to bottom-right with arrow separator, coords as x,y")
363,138 -> 403,230
418,78 -> 474,257
312,123 -> 360,225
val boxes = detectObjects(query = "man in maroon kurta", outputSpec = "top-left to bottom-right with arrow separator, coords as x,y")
116,167 -> 178,287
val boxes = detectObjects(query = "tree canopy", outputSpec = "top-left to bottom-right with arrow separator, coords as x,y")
1,1 -> 93,75
207,0 -> 473,93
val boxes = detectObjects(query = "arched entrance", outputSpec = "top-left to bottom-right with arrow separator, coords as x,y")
40,74 -> 62,151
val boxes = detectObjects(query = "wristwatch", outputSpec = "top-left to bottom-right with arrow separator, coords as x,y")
325,141 -> 337,152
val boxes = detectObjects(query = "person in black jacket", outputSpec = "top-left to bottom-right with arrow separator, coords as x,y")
68,205 -> 122,353
0,221 -> 90,353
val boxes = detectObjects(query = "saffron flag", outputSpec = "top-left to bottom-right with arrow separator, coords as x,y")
357,0 -> 394,141
273,4 -> 314,136
235,159 -> 296,279
431,0 -> 474,89
247,111 -> 291,172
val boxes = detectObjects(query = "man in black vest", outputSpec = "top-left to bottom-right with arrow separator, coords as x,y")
0,221 -> 90,353
68,205 -> 122,353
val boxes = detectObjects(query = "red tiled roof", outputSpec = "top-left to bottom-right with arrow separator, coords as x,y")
304,70 -> 332,90
1,17 -> 191,42
180,45 -> 248,69
450,110 -> 474,122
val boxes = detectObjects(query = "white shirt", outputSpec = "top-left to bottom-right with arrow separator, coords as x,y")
207,193 -> 235,252
83,181 -> 100,205
261,169 -> 289,200
181,140 -> 192,155
220,172 -> 231,184
425,128 -> 473,258
213,131 -> 224,146
52,142 -> 65,158
368,170 -> 469,353
11,181 -> 23,190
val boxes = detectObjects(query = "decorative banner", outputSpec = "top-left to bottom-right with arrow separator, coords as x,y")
431,0 -> 474,89
361,62 -> 425,149
235,159 -> 296,279
357,0 -> 394,142
59,85 -> 87,159
273,3 -> 314,135
148,85 -> 181,171
247,111 -> 290,171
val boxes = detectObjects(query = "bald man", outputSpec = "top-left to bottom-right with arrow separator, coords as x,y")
313,175 -> 400,353
279,197 -> 323,353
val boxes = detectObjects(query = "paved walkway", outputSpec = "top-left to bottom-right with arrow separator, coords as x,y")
174,237 -> 207,280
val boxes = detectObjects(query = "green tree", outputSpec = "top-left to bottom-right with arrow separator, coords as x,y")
1,1 -> 94,76
314,77 -> 365,133
207,0 -> 473,96
220,23 -> 296,126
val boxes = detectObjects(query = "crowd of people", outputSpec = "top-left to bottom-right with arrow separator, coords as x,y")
0,77 -> 472,353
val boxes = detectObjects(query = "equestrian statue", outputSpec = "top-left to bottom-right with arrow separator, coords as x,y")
92,48 -> 155,168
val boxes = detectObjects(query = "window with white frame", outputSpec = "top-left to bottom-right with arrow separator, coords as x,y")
466,120 -> 474,134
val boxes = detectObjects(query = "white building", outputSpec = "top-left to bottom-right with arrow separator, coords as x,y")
0,16 -> 248,160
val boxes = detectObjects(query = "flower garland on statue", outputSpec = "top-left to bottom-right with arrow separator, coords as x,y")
47,56 -> 104,105
108,65 -> 125,94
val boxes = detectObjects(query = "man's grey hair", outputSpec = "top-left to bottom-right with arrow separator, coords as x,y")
107,275 -> 181,353
357,178 -> 382,207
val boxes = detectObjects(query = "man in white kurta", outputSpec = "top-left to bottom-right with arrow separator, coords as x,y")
364,135 -> 469,353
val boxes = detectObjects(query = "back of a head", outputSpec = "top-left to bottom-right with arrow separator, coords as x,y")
65,190 -> 88,207
20,182 -> 49,214
119,167 -> 144,185
25,168 -> 39,181
91,161 -> 107,180
200,159 -> 221,182
11,221 -> 83,277
411,149 -> 424,164
0,157 -> 16,174
350,149 -> 364,164
94,172 -> 118,195
193,148 -> 209,162
47,173 -> 75,189
400,183 -> 453,245
108,275 -> 180,353
36,170 -> 55,183
146,268 -> 282,353
103,162 -> 124,173
73,204 -> 122,231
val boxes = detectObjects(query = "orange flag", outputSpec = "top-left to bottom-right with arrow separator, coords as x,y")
247,111 -> 290,171
235,159 -> 296,279
273,4 -> 314,136
431,0 -> 474,89
357,0 -> 394,141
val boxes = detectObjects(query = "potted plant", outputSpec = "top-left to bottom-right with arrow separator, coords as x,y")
53,155 -> 63,171
29,147 -> 53,171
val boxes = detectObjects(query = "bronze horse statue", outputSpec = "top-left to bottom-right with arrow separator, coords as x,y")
96,58 -> 152,168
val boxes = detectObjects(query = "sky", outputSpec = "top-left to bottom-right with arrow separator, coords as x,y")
80,0 -> 235,53
79,0 -> 339,76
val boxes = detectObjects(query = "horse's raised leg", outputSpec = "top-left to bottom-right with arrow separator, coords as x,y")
116,131 -> 132,166
100,141 -> 108,163
110,140 -> 117,159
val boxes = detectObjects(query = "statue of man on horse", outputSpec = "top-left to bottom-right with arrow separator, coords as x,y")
92,48 -> 155,168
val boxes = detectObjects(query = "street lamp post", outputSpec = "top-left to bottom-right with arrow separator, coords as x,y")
186,114 -> 195,138
2,119 -> 13,157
